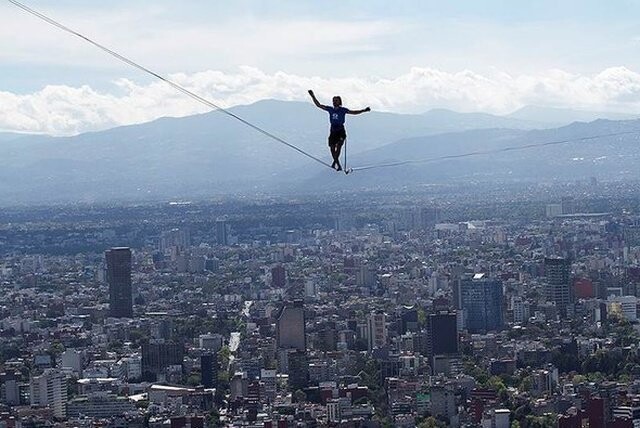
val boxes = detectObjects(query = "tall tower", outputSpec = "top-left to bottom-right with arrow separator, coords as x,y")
216,219 -> 228,246
460,274 -> 503,334
426,312 -> 459,363
141,340 -> 184,381
271,265 -> 286,288
276,300 -> 306,351
288,350 -> 309,391
367,311 -> 387,352
544,257 -> 571,318
106,247 -> 133,318
420,206 -> 440,230
201,353 -> 219,388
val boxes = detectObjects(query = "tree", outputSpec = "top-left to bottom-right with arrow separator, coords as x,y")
206,408 -> 223,427
293,389 -> 307,403
418,417 -> 446,428
218,346 -> 231,369
417,308 -> 427,327
524,414 -> 555,428
186,374 -> 201,386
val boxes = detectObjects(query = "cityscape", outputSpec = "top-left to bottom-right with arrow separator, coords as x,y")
2,181 -> 640,427
3,1 -> 640,427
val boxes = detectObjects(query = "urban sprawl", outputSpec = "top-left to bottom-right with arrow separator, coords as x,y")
2,183 -> 640,427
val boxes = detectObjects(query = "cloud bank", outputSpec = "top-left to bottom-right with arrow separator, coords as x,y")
2,66 -> 640,135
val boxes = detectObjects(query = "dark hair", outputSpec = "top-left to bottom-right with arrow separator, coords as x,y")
333,96 -> 342,106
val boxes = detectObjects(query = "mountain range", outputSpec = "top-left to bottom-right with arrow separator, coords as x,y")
0,101 -> 638,204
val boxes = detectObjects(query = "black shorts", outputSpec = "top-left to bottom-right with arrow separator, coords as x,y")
328,126 -> 346,147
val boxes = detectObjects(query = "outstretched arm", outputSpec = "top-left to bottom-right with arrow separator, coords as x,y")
308,90 -> 328,110
347,107 -> 371,115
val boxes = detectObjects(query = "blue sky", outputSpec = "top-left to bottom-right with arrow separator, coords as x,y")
1,0 -> 640,134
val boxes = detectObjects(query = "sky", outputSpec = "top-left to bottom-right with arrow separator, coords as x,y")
2,0 -> 640,135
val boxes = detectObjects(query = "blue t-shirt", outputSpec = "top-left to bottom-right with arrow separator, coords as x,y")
323,106 -> 348,130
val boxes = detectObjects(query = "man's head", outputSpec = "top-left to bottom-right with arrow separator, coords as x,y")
332,96 -> 342,107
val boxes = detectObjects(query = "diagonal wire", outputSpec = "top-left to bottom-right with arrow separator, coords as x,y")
349,129 -> 640,172
6,0 -> 333,169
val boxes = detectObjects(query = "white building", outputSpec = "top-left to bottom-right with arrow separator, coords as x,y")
512,298 -> 530,324
482,409 -> 511,428
327,399 -> 341,423
30,369 -> 68,419
67,393 -> 136,418
304,280 -> 317,298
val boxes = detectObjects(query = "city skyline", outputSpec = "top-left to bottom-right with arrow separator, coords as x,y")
3,1 -> 640,426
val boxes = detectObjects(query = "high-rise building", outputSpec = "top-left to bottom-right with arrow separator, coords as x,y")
30,369 -> 67,419
271,265 -> 286,288
544,257 -> 571,319
201,354 -> 218,388
400,307 -> 419,334
60,349 -> 83,376
159,228 -> 190,252
426,312 -> 459,363
276,300 -> 306,351
367,311 -> 387,352
142,340 -> 184,381
420,206 -> 441,229
216,219 -> 228,246
546,204 -> 563,218
460,274 -> 504,334
430,385 -> 458,425
106,247 -> 133,318
0,372 -> 20,406
260,369 -> 277,402
561,196 -> 576,215
288,350 -> 309,391
356,263 -> 377,288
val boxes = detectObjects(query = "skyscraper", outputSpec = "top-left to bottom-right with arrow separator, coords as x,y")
106,247 -> 133,318
420,206 -> 441,230
460,274 -> 504,334
142,340 -> 184,381
426,312 -> 459,362
276,300 -> 306,351
216,219 -> 228,246
201,353 -> 218,388
367,311 -> 387,352
159,228 -> 190,252
544,257 -> 571,318
287,350 -> 309,391
271,265 -> 286,288
401,307 -> 419,334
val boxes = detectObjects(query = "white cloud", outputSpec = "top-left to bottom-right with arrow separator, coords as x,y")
0,3 -> 401,72
2,66 -> 640,135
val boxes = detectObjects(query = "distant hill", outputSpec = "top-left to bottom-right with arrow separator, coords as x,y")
0,132 -> 37,143
508,105 -> 639,125
421,108 -> 546,130
302,118 -> 640,191
0,100 -> 639,204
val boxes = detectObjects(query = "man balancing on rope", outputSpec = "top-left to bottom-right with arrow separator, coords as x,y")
308,90 -> 371,172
